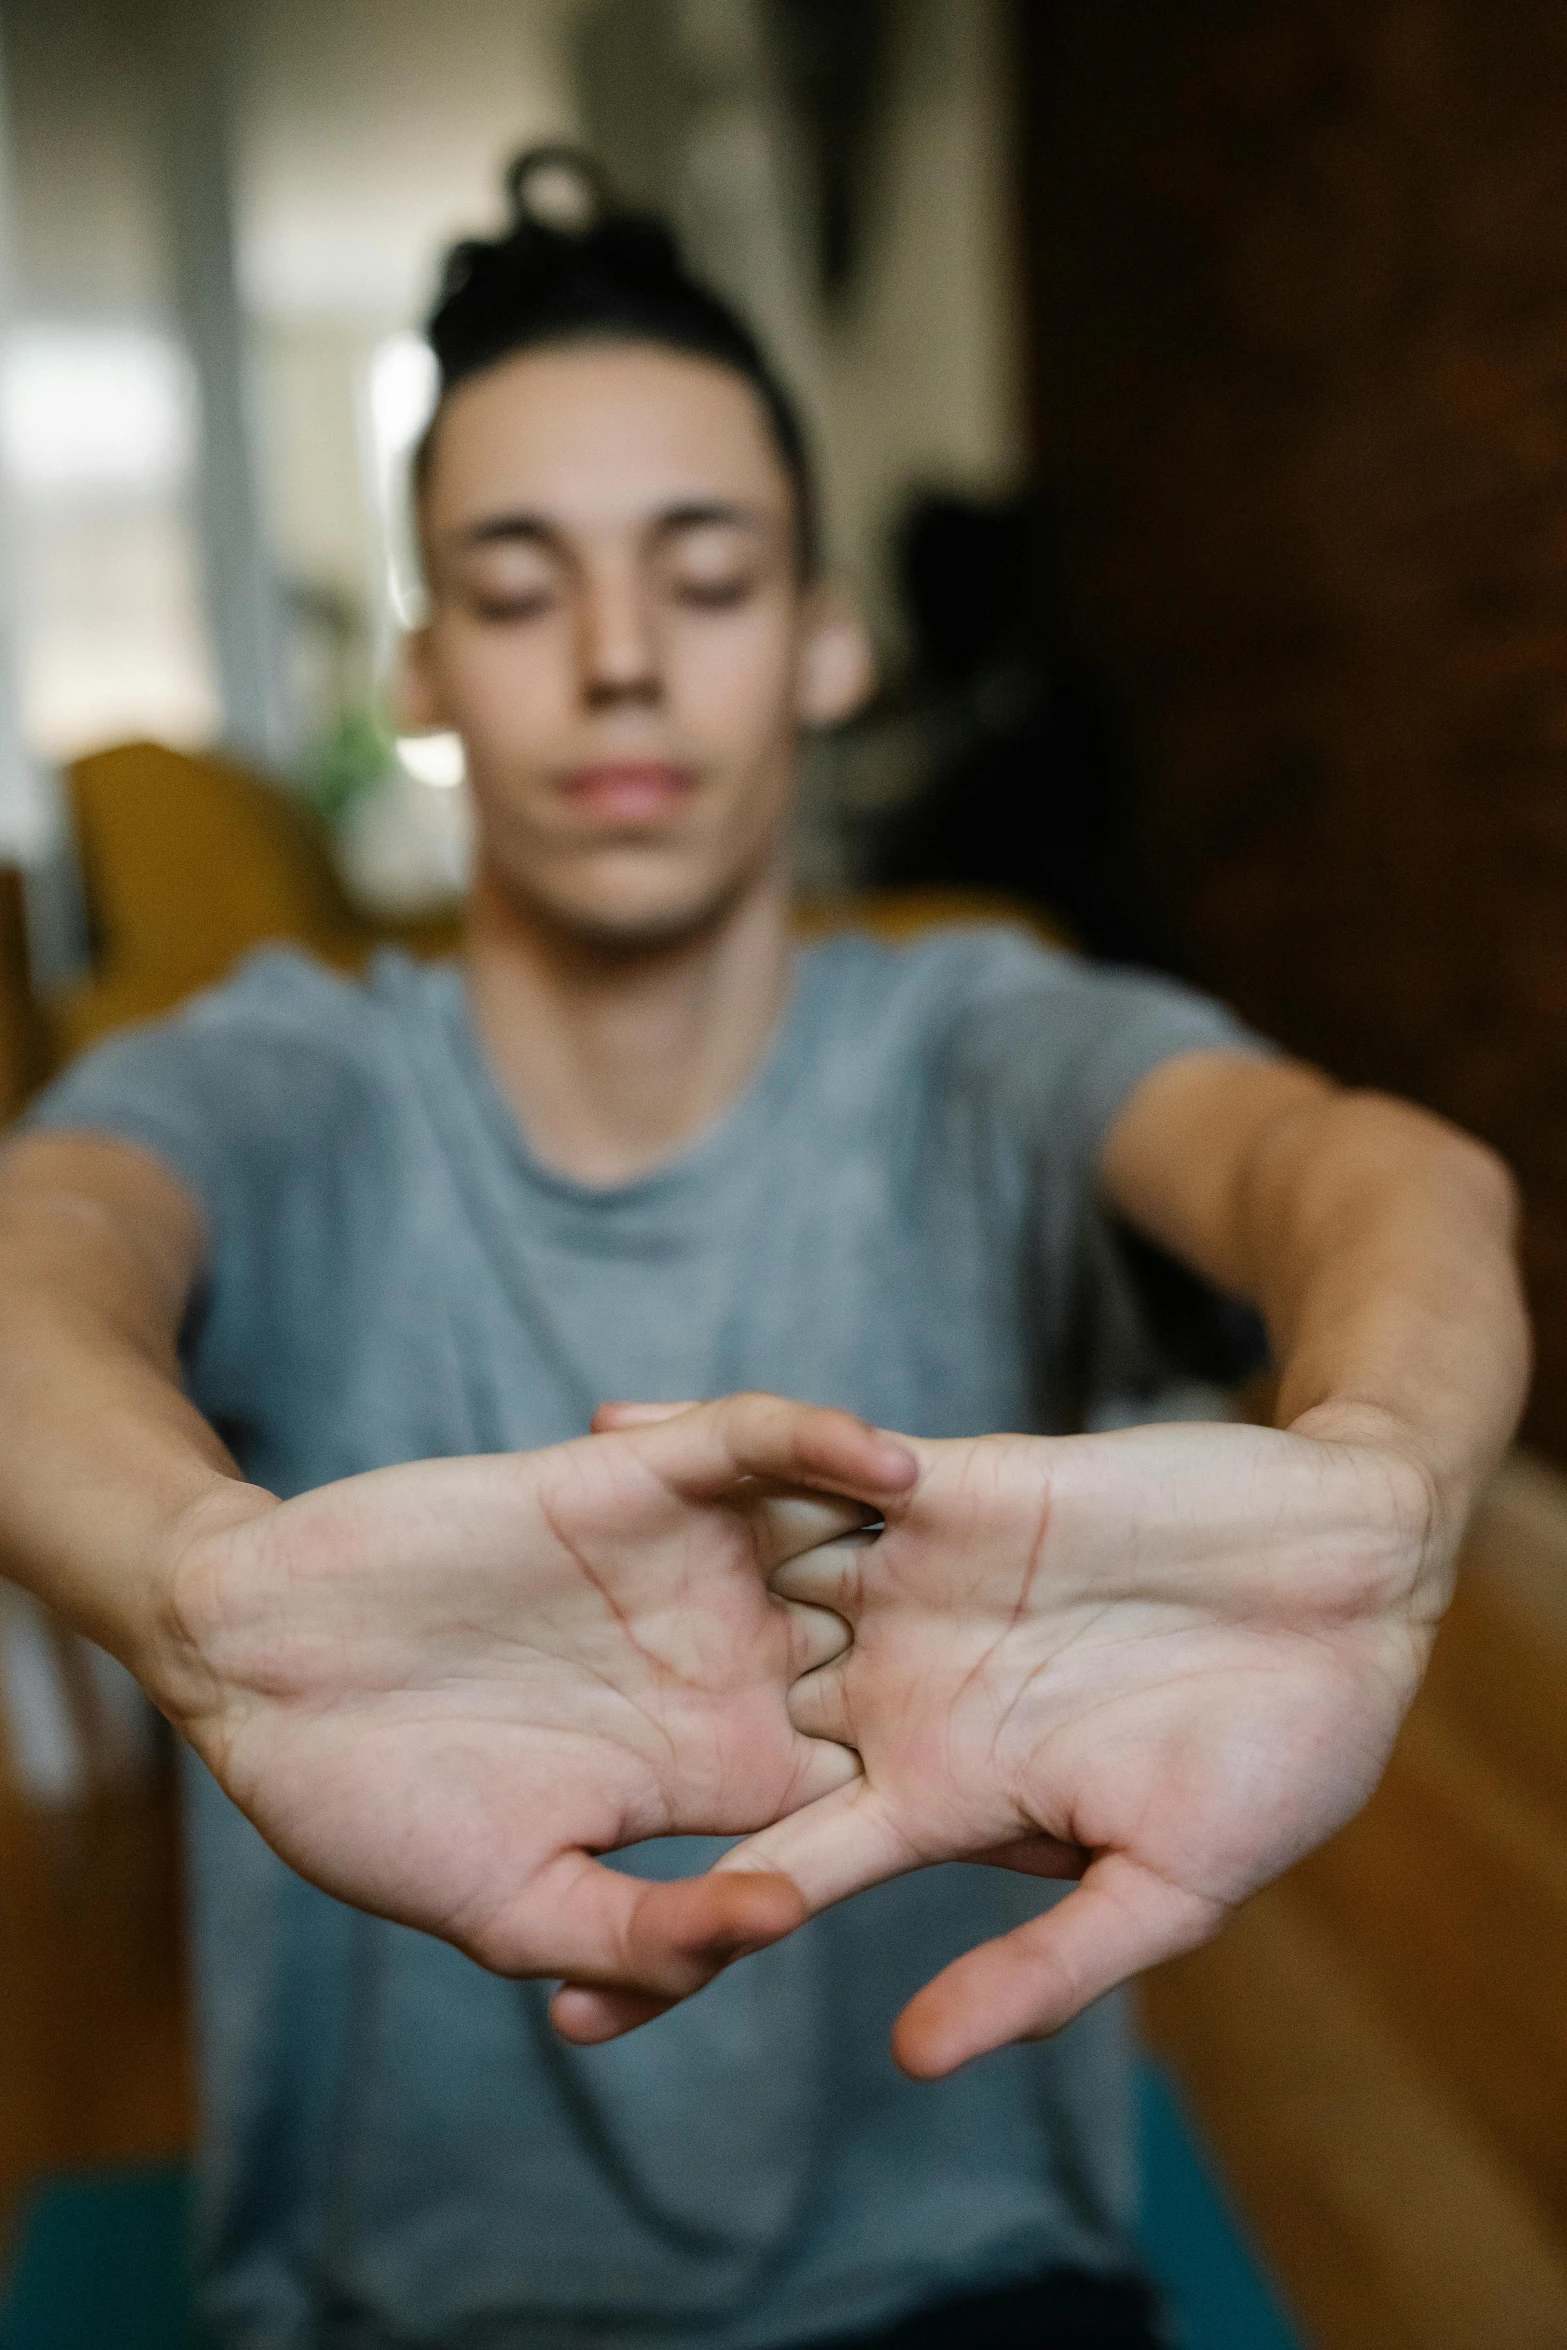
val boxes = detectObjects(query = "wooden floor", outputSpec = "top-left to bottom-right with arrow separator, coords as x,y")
1141,1452 -> 1567,2348
0,1767 -> 193,2251
6,1457 -> 1567,2345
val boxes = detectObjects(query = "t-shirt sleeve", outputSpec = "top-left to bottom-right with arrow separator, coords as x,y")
20,949 -> 375,1265
939,927 -> 1269,1132
946,932 -> 1275,1172
938,931 -> 1278,1412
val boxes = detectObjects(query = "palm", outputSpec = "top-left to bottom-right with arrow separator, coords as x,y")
720,1418 -> 1442,2073
169,1397 -> 912,2006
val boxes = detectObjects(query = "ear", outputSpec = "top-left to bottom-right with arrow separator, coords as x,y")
796,584 -> 876,729
394,626 -> 448,732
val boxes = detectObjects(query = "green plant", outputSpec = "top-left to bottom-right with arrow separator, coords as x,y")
297,707 -> 397,827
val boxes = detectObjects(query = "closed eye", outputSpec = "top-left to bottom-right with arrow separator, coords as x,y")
671,576 -> 758,611
471,589 -> 556,622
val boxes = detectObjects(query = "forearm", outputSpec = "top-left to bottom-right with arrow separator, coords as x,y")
1104,1057 -> 1530,1530
0,1138 -> 268,1710
1237,1089 -> 1528,1506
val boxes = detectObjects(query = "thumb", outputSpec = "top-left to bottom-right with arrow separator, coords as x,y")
547,1871 -> 807,2045
470,1850 -> 808,2009
890,1852 -> 1226,2078
553,1784 -> 922,2044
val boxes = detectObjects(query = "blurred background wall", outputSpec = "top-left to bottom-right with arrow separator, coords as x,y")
1016,0 -> 1567,1460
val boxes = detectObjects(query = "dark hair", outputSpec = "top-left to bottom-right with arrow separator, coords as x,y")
417,146 -> 819,575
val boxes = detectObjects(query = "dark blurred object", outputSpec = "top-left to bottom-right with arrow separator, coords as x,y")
868,492 -> 1172,969
0,871 -> 51,1120
765,0 -> 890,302
806,2265 -> 1165,2349
897,492 -> 1034,691
868,496 -> 1244,1378
1115,1222 -> 1268,1390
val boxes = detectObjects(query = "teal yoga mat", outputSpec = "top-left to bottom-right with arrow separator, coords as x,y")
0,2165 -> 194,2350
1137,2062 -> 1303,2348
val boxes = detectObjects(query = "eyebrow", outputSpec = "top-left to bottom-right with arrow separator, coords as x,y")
451,499 -> 776,552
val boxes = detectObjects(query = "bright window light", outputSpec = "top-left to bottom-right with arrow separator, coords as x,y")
396,731 -> 466,789
365,332 -> 439,627
0,326 -> 196,497
368,331 -> 439,464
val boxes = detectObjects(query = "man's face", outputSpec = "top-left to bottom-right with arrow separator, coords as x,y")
409,342 -> 857,948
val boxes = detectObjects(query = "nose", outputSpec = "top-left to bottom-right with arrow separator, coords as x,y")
577,556 -> 661,713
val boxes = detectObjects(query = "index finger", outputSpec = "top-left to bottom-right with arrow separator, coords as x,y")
623,1392 -> 918,1509
595,1402 -> 886,1556
742,1487 -> 880,1572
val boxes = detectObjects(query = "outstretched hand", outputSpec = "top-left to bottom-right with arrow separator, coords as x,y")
572,1409 -> 1448,2072
161,1395 -> 915,2019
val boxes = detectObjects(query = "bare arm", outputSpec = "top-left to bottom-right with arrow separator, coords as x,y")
685,1058 -> 1533,2074
1100,1053 -> 1531,1542
0,1129 -> 923,2004
0,1132 -> 258,1716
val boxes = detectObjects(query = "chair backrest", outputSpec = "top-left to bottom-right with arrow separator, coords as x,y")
797,886 -> 1070,953
55,742 -> 461,1058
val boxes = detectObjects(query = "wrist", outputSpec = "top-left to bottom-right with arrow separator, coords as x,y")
1284,1394 -> 1475,1600
134,1472 -> 280,1729
1288,1386 -> 1497,1508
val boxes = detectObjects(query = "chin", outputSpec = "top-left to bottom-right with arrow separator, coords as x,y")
494,852 -> 765,957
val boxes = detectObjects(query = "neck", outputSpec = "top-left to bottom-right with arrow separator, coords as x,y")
463,862 -> 795,1186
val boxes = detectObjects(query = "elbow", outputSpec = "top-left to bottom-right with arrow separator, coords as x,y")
1399,1102 -> 1519,1242
1334,1089 -> 1519,1230
1460,1132 -> 1523,1244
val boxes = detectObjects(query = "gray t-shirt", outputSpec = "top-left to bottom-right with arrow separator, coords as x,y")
30,925 -> 1261,2350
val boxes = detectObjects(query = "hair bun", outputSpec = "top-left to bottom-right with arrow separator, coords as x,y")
503,146 -> 613,236
497,145 -> 687,289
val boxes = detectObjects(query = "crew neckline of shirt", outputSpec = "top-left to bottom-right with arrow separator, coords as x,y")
406,939 -> 848,1211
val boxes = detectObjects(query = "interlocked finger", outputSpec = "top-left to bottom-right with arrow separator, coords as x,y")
784,1659 -> 854,1745
747,1490 -> 879,1573
768,1530 -> 876,1619
780,1597 -> 853,1678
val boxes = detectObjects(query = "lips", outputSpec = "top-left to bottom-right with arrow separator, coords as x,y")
560,763 -> 696,824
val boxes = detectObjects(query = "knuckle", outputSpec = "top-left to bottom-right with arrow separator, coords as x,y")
464,1917 -> 526,1976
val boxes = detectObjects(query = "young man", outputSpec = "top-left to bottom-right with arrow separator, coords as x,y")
0,154 -> 1527,2349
